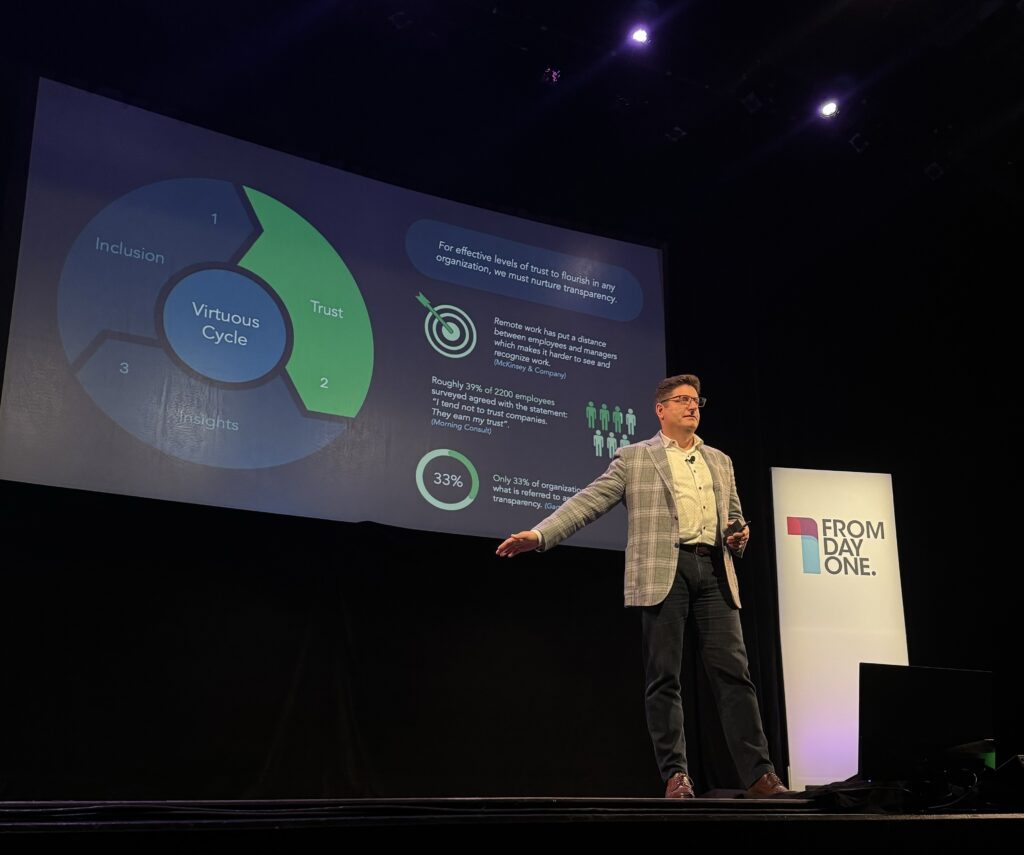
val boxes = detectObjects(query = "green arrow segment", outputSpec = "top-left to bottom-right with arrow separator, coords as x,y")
239,187 -> 373,418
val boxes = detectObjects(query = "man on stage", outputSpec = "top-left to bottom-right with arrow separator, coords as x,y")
496,373 -> 787,798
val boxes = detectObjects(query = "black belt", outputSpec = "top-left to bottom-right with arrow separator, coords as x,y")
677,542 -> 716,556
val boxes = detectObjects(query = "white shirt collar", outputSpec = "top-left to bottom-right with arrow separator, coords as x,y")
659,431 -> 703,452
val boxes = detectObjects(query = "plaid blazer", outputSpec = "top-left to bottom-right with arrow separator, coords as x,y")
536,433 -> 745,608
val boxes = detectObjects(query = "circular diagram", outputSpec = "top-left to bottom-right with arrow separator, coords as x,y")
415,449 -> 479,510
58,179 -> 374,469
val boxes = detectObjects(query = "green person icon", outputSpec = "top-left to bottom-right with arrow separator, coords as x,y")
586,400 -> 597,429
625,407 -> 637,436
599,403 -> 610,431
607,432 -> 618,457
593,429 -> 604,456
612,405 -> 623,432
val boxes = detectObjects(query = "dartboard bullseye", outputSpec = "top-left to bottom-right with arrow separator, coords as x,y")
422,302 -> 476,359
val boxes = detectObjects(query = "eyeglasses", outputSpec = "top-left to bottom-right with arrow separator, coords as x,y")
659,394 -> 707,408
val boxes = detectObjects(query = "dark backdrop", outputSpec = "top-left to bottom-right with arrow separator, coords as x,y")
1,1 -> 1016,798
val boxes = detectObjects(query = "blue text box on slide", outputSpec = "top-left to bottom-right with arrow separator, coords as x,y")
405,220 -> 643,322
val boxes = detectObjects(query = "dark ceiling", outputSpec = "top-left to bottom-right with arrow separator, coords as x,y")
2,0 -> 1021,245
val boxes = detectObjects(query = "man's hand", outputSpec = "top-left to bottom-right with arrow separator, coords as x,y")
726,525 -> 749,553
496,531 -> 540,557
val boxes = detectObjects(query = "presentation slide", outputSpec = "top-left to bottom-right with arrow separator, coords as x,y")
0,80 -> 665,548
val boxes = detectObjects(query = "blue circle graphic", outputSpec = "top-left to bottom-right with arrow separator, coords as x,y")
57,179 -> 370,469
162,268 -> 287,383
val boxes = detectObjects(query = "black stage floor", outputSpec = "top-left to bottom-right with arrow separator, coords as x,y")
2,797 -> 1022,840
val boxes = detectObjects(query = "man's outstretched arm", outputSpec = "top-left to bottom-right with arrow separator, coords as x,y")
495,531 -> 540,557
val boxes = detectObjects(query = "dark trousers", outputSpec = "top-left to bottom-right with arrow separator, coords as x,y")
640,545 -> 773,787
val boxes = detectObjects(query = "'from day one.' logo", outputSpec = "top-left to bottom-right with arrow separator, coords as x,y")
786,517 -> 886,576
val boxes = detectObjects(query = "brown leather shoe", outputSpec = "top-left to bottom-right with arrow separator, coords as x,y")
744,771 -> 789,798
664,772 -> 695,799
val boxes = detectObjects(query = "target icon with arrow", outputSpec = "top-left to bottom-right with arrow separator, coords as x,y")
417,292 -> 477,359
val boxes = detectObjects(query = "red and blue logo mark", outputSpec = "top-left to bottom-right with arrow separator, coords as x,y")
787,516 -> 821,574
786,516 -> 883,576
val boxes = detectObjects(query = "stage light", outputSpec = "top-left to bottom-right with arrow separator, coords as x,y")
387,11 -> 412,30
740,92 -> 763,115
541,66 -> 561,85
819,100 -> 839,118
630,27 -> 649,45
849,133 -> 869,154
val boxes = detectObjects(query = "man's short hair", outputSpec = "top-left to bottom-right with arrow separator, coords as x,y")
655,374 -> 701,405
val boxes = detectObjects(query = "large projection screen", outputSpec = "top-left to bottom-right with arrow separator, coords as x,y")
0,80 -> 665,549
